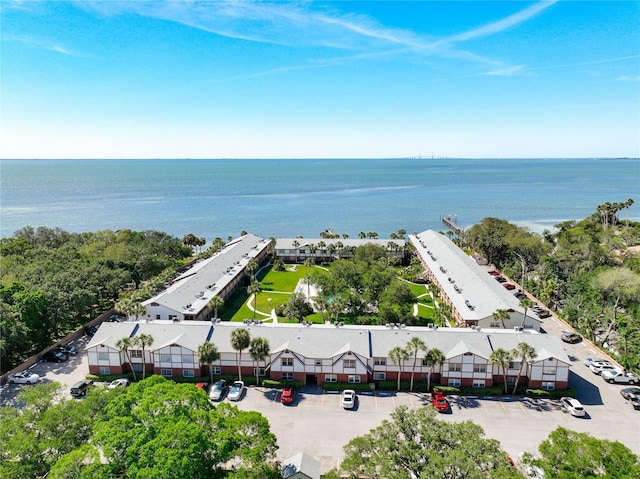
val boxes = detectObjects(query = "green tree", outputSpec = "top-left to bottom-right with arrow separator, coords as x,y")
246,257 -> 259,280
247,280 -> 262,320
522,427 -> 640,479
389,346 -> 409,391
406,336 -> 426,392
231,328 -> 251,381
592,267 -> 640,345
490,348 -> 513,394
493,308 -> 511,329
519,298 -> 536,328
197,341 -> 219,385
511,342 -> 536,394
134,333 -> 154,380
249,337 -> 270,386
208,295 -> 224,320
116,336 -> 138,382
285,292 -> 313,323
326,406 -> 522,479
424,347 -> 445,392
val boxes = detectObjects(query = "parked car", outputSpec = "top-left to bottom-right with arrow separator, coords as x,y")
503,283 -> 516,290
108,378 -> 130,389
560,397 -> 586,417
583,357 -> 602,367
514,292 -> 526,300
495,276 -> 507,283
432,391 -> 450,413
602,369 -> 639,384
8,371 -> 41,385
620,387 -> 640,401
536,310 -> 552,318
43,350 -> 68,362
341,389 -> 357,409
209,380 -> 228,401
589,360 -> 616,375
70,379 -> 93,397
489,270 -> 501,276
195,382 -> 209,391
561,331 -> 582,344
55,345 -> 78,357
228,381 -> 245,401
281,385 -> 295,405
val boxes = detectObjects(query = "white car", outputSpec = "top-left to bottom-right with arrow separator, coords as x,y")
601,369 -> 639,385
108,378 -> 130,389
560,397 -> 586,417
583,357 -> 602,367
589,360 -> 616,375
8,371 -> 41,385
228,381 -> 245,401
341,389 -> 357,409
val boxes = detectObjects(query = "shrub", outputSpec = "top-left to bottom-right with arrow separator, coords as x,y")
260,379 -> 304,389
526,387 -> 576,399
322,382 -> 373,392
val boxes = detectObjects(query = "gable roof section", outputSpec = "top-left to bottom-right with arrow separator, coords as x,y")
142,233 -> 270,316
281,452 -> 321,479
410,230 -> 542,324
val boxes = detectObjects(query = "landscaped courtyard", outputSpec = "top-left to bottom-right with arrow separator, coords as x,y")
222,263 -> 441,326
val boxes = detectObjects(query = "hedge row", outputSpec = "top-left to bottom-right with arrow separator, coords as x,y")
525,388 -> 577,399
322,383 -> 373,392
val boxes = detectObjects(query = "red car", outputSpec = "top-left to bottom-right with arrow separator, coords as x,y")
503,283 -> 516,290
432,391 -> 449,412
281,386 -> 295,405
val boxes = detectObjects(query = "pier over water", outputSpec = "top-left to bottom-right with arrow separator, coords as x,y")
441,215 -> 463,234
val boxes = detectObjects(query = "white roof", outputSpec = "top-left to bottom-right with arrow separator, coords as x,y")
142,233 -> 270,316
410,230 -> 541,324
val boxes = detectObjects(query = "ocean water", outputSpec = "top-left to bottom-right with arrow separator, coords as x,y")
1,158 -> 638,241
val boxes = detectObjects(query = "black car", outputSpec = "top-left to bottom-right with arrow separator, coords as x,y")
536,310 -> 552,318
56,345 -> 78,356
561,331 -> 582,344
43,350 -> 68,362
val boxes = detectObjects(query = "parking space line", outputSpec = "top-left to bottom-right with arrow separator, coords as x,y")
499,399 -> 508,414
518,401 -> 527,415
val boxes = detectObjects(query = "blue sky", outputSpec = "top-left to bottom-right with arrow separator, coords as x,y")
1,1 -> 639,159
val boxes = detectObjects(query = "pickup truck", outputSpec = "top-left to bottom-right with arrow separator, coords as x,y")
601,369 -> 639,385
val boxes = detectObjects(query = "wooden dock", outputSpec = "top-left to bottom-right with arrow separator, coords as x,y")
441,215 -> 463,234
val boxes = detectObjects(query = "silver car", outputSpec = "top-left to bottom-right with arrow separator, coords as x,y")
228,381 -> 245,401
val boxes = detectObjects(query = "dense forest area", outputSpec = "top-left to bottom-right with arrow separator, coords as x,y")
463,201 -> 640,371
0,227 -> 192,373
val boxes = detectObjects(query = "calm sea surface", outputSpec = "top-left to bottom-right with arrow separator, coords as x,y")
1,158 -> 638,240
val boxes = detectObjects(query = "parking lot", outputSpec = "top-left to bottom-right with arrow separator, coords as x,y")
2,325 -> 639,475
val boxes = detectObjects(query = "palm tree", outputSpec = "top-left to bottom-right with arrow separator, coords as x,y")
511,342 -> 536,394
292,240 -> 300,263
424,348 -> 445,393
230,328 -> 251,381
519,298 -> 536,328
134,333 -> 154,380
197,341 -> 219,385
406,337 -> 426,391
116,337 -> 137,382
246,257 -> 259,281
493,308 -> 511,329
247,280 -> 262,320
389,346 -> 409,391
249,337 -> 270,386
490,348 -> 512,394
208,295 -> 224,321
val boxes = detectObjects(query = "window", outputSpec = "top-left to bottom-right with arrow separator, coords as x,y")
183,355 -> 194,364
132,364 -> 143,373
348,375 -> 361,384
282,358 -> 293,367
156,315 -> 161,320
183,369 -> 195,378
490,322 -> 500,328
315,359 -> 322,366
325,374 -> 337,383
160,354 -> 172,363
473,365 -> 486,373
448,379 -> 461,387
254,368 -> 266,377
131,350 -> 143,359
506,377 -> 516,385
472,380 -> 485,388
509,361 -> 521,370
543,367 -> 555,375
211,366 -> 221,375
99,367 -> 110,375
282,372 -> 293,381
161,369 -> 173,377
374,372 -> 386,381
343,359 -> 356,369
374,357 -> 386,366
98,352 -> 109,361
541,382 -> 555,391
449,363 -> 462,372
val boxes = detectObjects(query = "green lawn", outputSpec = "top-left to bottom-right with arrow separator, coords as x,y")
228,264 -> 439,325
